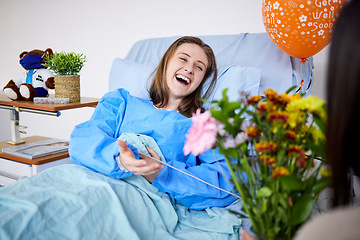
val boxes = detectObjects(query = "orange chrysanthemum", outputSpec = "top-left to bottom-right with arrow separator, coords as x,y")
268,111 -> 289,123
288,145 -> 307,168
265,89 -> 292,107
264,89 -> 280,103
257,102 -> 269,113
245,126 -> 261,138
278,93 -> 291,106
247,95 -> 262,105
272,167 -> 290,179
285,130 -> 297,140
260,155 -> 276,167
255,141 -> 277,153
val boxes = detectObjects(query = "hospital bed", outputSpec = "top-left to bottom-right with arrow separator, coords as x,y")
0,33 -> 313,240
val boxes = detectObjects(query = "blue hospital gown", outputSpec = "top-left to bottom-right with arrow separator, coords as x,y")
69,88 -> 236,210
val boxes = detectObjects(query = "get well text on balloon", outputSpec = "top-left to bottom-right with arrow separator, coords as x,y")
262,0 -> 347,59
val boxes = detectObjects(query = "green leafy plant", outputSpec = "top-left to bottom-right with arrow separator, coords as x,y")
185,87 -> 330,239
44,51 -> 87,75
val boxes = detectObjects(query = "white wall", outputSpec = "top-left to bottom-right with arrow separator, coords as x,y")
0,0 -> 328,141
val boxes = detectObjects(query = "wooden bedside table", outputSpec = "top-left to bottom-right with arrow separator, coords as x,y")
0,95 -> 99,186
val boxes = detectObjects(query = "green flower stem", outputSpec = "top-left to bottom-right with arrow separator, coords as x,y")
290,156 -> 296,174
304,155 -> 316,178
223,155 -> 263,234
286,208 -> 292,239
234,156 -> 256,199
242,157 -> 257,187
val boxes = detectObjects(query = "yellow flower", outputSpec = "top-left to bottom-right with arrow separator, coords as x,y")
286,96 -> 326,121
309,126 -> 325,143
286,111 -> 305,129
272,167 -> 290,179
288,94 -> 302,102
271,125 -> 279,134
286,98 -> 303,112
320,166 -> 332,177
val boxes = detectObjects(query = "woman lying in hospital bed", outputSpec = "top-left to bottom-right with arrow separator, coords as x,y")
69,35 -> 249,238
69,35 -> 239,210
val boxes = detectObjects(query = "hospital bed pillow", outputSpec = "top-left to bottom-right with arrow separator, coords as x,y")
108,58 -> 261,107
124,33 -> 313,95
109,58 -> 154,99
202,65 -> 261,109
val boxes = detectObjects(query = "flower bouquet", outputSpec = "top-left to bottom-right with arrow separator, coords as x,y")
184,88 -> 330,240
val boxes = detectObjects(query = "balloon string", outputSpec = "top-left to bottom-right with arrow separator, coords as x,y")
306,68 -> 313,91
296,79 -> 304,93
301,58 -> 308,65
295,58 -> 308,93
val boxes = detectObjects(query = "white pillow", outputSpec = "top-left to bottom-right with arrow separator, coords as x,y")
108,58 -> 261,107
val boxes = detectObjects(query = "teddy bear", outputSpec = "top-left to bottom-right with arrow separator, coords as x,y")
3,48 -> 55,101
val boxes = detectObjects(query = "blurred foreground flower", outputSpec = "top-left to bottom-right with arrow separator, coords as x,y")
183,109 -> 218,156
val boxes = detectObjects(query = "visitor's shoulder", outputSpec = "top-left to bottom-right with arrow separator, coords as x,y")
294,206 -> 360,240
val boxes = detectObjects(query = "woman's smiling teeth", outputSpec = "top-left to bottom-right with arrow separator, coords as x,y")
176,74 -> 191,85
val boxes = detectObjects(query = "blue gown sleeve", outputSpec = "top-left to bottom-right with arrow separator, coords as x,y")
69,89 -> 133,179
152,149 -> 237,210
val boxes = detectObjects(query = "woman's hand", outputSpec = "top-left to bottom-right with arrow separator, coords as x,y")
117,140 -> 163,183
240,229 -> 256,240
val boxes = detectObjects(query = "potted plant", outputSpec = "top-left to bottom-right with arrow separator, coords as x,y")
44,51 -> 86,102
184,87 -> 329,240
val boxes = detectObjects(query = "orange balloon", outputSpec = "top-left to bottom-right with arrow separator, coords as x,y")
262,0 -> 347,59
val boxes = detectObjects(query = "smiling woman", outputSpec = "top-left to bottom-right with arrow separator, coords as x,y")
69,36 -> 239,211
150,36 -> 217,117
164,43 -> 208,110
172,50 -> 207,86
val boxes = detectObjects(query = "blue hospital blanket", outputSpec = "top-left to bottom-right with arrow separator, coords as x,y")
0,164 -> 241,240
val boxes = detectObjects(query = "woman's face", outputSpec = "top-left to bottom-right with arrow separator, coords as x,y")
165,43 -> 208,102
